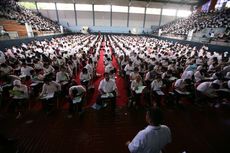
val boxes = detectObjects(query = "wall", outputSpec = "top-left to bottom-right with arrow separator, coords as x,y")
0,34 -> 67,51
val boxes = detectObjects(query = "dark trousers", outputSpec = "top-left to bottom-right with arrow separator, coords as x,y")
96,91 -> 116,109
68,97 -> 83,114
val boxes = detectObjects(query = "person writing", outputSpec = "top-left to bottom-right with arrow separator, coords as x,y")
126,107 -> 171,153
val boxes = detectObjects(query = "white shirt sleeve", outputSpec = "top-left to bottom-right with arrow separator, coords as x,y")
128,131 -> 145,153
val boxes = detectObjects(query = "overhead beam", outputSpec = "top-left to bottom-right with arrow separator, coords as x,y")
137,0 -> 198,5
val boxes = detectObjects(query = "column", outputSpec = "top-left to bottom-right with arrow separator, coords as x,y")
92,3 -> 95,26
110,4 -> 112,27
158,7 -> 163,26
127,2 -> 131,27
35,1 -> 39,13
143,6 -> 147,28
54,2 -> 59,22
74,2 -> 77,25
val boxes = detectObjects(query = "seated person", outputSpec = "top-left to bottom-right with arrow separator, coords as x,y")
173,78 -> 193,106
79,68 -> 91,90
11,80 -> 29,119
68,84 -> 86,118
130,75 -> 144,108
196,80 -> 220,106
129,67 -> 140,81
151,75 -> 164,106
96,72 -> 117,110
39,77 -> 61,113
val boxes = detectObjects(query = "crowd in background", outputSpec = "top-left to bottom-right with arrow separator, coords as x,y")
0,0 -> 60,33
155,8 -> 230,41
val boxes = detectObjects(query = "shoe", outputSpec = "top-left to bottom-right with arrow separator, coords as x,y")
16,112 -> 22,119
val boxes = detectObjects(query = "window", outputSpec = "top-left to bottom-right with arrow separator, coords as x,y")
177,10 -> 191,17
146,8 -> 161,15
226,1 -> 230,8
75,4 -> 92,11
37,3 -> 55,10
129,6 -> 145,14
112,5 -> 128,13
94,5 -> 111,12
57,3 -> 74,10
18,2 -> 36,9
162,9 -> 176,16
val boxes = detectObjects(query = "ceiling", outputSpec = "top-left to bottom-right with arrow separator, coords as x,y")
18,0 -> 199,6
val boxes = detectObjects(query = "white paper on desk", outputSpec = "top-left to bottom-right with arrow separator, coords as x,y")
41,93 -> 54,100
169,77 -> 177,81
156,90 -> 165,96
101,93 -> 114,98
72,97 -> 82,104
30,82 -> 39,87
135,86 -> 146,94
175,89 -> 190,95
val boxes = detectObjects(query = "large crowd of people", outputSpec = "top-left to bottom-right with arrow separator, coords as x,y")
0,33 -> 229,153
155,8 -> 230,41
0,0 -> 60,33
0,34 -> 230,120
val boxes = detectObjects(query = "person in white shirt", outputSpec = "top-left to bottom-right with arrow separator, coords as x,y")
124,61 -> 134,79
130,75 -> 143,108
39,77 -> 61,113
11,80 -> 29,119
20,62 -> 34,77
56,67 -> 70,84
80,68 -> 91,90
68,84 -> 86,117
96,72 -> 117,110
0,50 -> 6,64
130,67 -> 140,81
196,81 -> 220,105
126,107 -> 171,153
151,75 -> 164,106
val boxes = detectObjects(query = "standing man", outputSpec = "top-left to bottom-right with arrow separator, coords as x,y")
126,107 -> 171,153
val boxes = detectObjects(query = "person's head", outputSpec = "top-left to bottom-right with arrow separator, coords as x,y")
13,80 -> 21,87
134,67 -> 139,73
104,72 -> 110,81
82,68 -> 88,74
72,88 -> 78,97
146,107 -> 163,126
136,75 -> 142,82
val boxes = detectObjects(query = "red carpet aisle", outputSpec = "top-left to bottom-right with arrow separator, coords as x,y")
85,41 -> 106,106
110,48 -> 129,107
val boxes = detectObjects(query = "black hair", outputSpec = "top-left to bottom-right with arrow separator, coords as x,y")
147,107 -> 163,126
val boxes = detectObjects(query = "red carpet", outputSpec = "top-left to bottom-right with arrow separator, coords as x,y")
86,40 -> 129,107
30,39 -> 129,111
110,48 -> 128,107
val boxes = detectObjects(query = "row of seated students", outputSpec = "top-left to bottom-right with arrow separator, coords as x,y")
1,34 -> 230,119
0,0 -> 60,33
154,8 -> 230,41
108,35 -> 230,109
0,34 -> 102,119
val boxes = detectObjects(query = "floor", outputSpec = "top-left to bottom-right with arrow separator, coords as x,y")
0,104 -> 229,153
